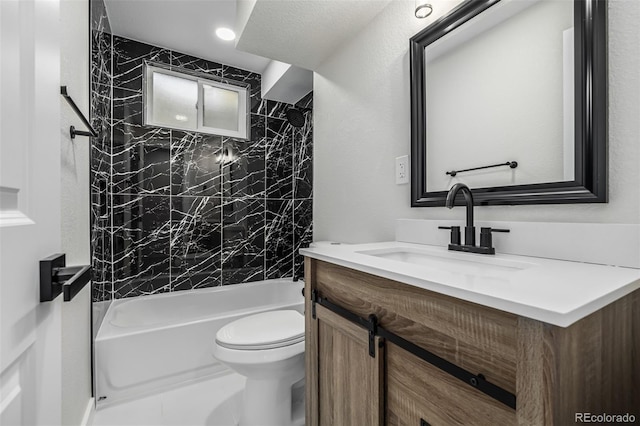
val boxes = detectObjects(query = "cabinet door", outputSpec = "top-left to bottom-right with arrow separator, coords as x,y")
307,303 -> 384,426
386,343 -> 515,426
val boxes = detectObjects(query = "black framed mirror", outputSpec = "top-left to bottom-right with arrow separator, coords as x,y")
410,0 -> 607,207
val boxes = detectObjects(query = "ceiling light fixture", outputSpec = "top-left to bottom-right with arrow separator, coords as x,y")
215,27 -> 236,41
415,0 -> 433,18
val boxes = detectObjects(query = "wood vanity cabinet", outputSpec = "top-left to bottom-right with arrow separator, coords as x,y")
304,258 -> 640,426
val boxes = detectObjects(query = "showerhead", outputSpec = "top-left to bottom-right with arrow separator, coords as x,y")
285,108 -> 311,128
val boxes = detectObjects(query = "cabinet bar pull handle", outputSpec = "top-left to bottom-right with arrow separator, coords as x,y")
312,291 -> 517,409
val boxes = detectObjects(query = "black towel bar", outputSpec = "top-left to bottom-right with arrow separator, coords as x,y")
60,86 -> 98,139
446,161 -> 518,177
40,253 -> 92,302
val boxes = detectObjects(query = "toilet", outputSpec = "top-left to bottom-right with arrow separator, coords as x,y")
213,310 -> 305,426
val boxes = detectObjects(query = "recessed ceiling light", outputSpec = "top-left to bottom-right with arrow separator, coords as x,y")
215,27 -> 236,41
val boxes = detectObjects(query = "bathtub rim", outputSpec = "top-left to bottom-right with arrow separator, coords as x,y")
96,278 -> 304,341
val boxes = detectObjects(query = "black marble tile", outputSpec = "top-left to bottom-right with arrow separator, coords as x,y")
91,82 -> 111,123
89,35 -> 314,299
221,267 -> 264,286
90,82 -> 110,164
293,199 -> 313,279
90,0 -> 111,33
250,82 -> 265,115
171,196 -> 222,290
171,131 -> 224,197
266,118 -> 294,199
92,280 -> 112,303
90,125 -> 111,176
222,116 -> 266,198
90,171 -> 110,220
265,100 -> 289,119
113,36 -> 170,92
171,52 -> 223,78
112,125 -> 171,195
91,31 -> 111,89
265,199 -> 294,279
112,194 -> 171,298
90,7 -> 112,302
222,65 -> 257,82
222,198 -> 265,285
112,88 -> 143,127
91,214 -> 112,302
110,88 -> 171,194
254,96 -> 268,116
296,92 -> 313,110
293,119 -> 313,199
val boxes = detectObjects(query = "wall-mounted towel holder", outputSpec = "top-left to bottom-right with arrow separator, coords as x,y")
446,161 -> 518,177
40,253 -> 91,302
60,86 -> 98,139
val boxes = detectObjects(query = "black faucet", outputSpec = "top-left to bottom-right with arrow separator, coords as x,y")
439,183 -> 509,255
445,183 -> 475,246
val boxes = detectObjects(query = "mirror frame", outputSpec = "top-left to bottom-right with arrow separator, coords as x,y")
410,0 -> 607,207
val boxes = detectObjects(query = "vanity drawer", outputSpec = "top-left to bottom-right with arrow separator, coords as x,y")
386,343 -> 515,426
312,260 -> 517,395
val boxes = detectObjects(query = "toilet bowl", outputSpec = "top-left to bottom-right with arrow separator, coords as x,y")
213,310 -> 305,426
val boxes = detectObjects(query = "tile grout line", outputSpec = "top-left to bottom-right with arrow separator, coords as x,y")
292,123 -> 296,279
220,133 -> 224,288
110,31 -> 115,301
169,126 -> 172,293
263,113 -> 267,281
220,61 -> 223,288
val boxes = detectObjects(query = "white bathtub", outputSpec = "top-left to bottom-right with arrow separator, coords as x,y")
95,279 -> 304,407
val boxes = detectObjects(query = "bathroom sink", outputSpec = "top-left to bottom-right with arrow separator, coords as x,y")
356,247 -> 533,276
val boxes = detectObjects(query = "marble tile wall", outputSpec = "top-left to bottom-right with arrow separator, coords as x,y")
90,23 -> 313,300
90,0 -> 112,303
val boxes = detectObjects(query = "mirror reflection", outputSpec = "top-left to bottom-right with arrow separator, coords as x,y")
424,0 -> 574,192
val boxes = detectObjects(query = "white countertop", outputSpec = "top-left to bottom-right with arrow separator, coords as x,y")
300,241 -> 640,327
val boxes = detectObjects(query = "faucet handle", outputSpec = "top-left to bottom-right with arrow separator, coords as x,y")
489,228 -> 510,233
480,227 -> 510,249
438,226 -> 461,245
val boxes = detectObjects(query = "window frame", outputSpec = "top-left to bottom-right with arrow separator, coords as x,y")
143,62 -> 250,140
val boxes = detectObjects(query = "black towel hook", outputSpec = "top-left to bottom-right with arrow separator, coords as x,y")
60,86 -> 98,139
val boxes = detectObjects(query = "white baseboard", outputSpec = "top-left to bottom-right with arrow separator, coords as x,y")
80,398 -> 95,426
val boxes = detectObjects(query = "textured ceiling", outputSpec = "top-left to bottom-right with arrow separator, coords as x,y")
104,0 -> 271,73
236,0 -> 393,71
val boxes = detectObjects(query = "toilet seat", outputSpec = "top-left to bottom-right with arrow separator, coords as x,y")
212,309 -> 306,426
216,310 -> 304,351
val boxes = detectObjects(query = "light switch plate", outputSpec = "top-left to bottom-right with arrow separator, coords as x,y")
396,155 -> 409,184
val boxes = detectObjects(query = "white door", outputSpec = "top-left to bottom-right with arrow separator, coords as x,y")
0,0 -> 63,424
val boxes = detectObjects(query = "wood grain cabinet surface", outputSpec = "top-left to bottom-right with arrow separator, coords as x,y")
304,258 -> 640,426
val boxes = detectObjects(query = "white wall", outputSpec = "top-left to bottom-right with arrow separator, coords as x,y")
60,0 -> 93,423
313,0 -> 640,244
261,59 -> 313,105
425,0 -> 573,192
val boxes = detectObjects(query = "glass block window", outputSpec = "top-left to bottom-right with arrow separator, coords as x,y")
144,64 -> 248,139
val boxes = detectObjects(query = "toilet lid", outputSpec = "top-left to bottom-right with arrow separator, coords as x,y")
216,310 -> 304,350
